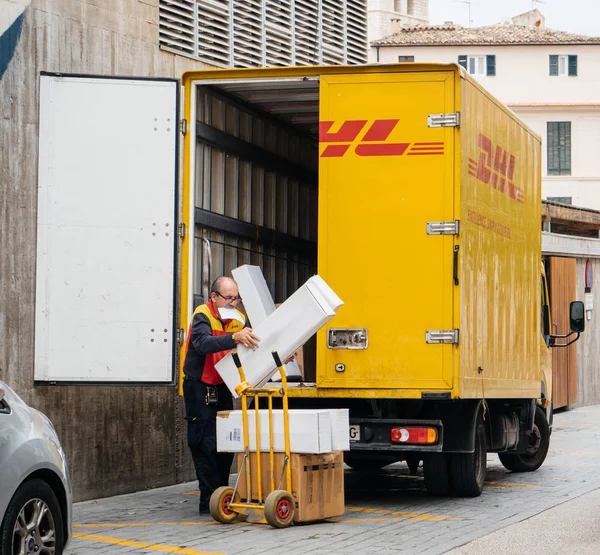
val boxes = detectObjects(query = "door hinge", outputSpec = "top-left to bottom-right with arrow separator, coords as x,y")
428,112 -> 461,128
179,222 -> 186,239
177,328 -> 186,344
426,329 -> 459,344
427,220 -> 460,235
180,118 -> 188,135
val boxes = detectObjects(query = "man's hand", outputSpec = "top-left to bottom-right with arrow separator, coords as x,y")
234,328 -> 260,350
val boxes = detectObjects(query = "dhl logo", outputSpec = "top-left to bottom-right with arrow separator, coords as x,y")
468,133 -> 524,204
319,119 -> 444,158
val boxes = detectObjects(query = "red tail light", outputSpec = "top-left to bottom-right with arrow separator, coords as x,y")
390,427 -> 437,444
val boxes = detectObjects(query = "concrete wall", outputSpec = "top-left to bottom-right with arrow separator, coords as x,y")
373,43 -> 600,209
543,233 -> 600,408
0,0 -> 215,501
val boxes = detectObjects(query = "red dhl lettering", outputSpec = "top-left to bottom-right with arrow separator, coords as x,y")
468,133 -> 524,204
319,120 -> 444,158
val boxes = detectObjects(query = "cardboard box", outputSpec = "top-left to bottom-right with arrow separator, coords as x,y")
217,409 -> 332,454
216,276 -> 343,396
236,451 -> 345,522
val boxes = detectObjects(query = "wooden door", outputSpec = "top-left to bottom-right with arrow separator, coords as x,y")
549,257 -> 577,408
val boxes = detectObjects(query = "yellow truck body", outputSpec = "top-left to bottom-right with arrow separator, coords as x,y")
314,68 -> 543,400
180,63 -> 580,496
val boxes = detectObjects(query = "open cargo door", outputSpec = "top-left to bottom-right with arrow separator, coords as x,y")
317,70 -> 456,390
35,74 -> 179,383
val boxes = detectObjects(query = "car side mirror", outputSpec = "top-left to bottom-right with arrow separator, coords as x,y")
570,301 -> 585,333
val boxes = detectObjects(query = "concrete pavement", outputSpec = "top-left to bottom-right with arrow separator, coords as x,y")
68,404 -> 600,554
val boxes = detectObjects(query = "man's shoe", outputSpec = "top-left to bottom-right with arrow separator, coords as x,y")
199,504 -> 210,515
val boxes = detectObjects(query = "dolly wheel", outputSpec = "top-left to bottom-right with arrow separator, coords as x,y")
209,486 -> 239,524
264,490 -> 295,528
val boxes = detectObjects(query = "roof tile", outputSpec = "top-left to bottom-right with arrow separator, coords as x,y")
372,23 -> 600,46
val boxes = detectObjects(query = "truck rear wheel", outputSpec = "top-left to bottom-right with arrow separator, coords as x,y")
498,406 -> 550,472
449,418 -> 487,497
423,454 -> 452,496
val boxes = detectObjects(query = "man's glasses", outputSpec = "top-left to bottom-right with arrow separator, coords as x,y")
214,291 -> 242,302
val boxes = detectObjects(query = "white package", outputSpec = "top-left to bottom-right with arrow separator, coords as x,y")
217,409 -> 332,453
216,275 -> 343,396
329,409 -> 350,451
232,265 -> 276,327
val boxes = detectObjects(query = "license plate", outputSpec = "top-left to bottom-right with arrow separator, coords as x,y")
349,424 -> 360,442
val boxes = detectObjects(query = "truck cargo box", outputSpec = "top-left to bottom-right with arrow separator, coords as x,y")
180,64 -> 542,401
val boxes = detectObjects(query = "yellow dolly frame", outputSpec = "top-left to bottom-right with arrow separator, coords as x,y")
210,351 -> 296,528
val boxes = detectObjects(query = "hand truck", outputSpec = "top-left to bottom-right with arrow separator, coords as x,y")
209,350 -> 296,528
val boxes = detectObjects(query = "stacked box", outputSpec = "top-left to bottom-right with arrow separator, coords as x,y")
236,451 -> 345,522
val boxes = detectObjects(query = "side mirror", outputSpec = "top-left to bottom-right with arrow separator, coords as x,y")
570,301 -> 585,333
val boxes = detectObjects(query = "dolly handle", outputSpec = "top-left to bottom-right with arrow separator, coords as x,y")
272,351 -> 283,368
232,351 -> 242,369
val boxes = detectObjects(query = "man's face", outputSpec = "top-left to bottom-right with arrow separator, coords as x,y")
211,280 -> 241,309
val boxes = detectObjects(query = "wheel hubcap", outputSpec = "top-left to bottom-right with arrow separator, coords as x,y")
277,499 -> 291,519
527,424 -> 542,455
12,498 -> 56,555
221,494 -> 233,515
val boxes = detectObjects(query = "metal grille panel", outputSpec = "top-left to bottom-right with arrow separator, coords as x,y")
159,0 -> 367,67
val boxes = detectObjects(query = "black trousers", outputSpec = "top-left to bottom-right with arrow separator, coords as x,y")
183,378 -> 234,509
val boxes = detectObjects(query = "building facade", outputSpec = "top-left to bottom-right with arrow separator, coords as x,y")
371,10 -> 600,210
367,0 -> 428,43
0,0 -> 367,501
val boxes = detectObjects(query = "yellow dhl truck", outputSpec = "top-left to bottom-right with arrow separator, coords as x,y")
175,63 -> 584,497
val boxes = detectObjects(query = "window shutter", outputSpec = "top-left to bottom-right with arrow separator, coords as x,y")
549,55 -> 559,76
486,55 -> 496,76
568,55 -> 578,76
458,55 -> 467,70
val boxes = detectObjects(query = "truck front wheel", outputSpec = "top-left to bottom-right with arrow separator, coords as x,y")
498,406 -> 550,472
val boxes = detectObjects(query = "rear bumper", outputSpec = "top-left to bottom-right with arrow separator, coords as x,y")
349,418 -> 444,452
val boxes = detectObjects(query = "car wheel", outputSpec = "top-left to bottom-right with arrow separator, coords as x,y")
0,478 -> 65,555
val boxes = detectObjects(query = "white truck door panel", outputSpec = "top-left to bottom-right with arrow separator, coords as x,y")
35,74 -> 178,383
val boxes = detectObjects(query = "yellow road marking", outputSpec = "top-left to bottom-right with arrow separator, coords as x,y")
344,506 -> 461,521
485,481 -> 538,489
179,491 -> 200,496
73,533 -> 225,554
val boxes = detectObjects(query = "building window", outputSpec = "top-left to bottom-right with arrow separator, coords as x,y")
547,122 -> 572,176
398,56 -> 415,62
158,0 -> 368,67
458,55 -> 495,76
546,197 -> 572,205
549,55 -> 577,76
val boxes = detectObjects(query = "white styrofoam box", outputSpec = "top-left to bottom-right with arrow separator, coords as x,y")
216,276 -> 343,396
305,275 -> 344,313
232,264 -> 302,381
217,409 -> 332,454
269,359 -> 302,380
232,265 -> 276,328
330,409 -> 350,451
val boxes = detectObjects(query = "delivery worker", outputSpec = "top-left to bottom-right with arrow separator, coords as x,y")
183,276 -> 260,514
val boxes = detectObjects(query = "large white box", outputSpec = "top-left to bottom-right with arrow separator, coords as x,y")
217,409 -> 332,453
217,409 -> 350,453
216,276 -> 343,395
232,265 -> 276,328
330,409 -> 350,451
